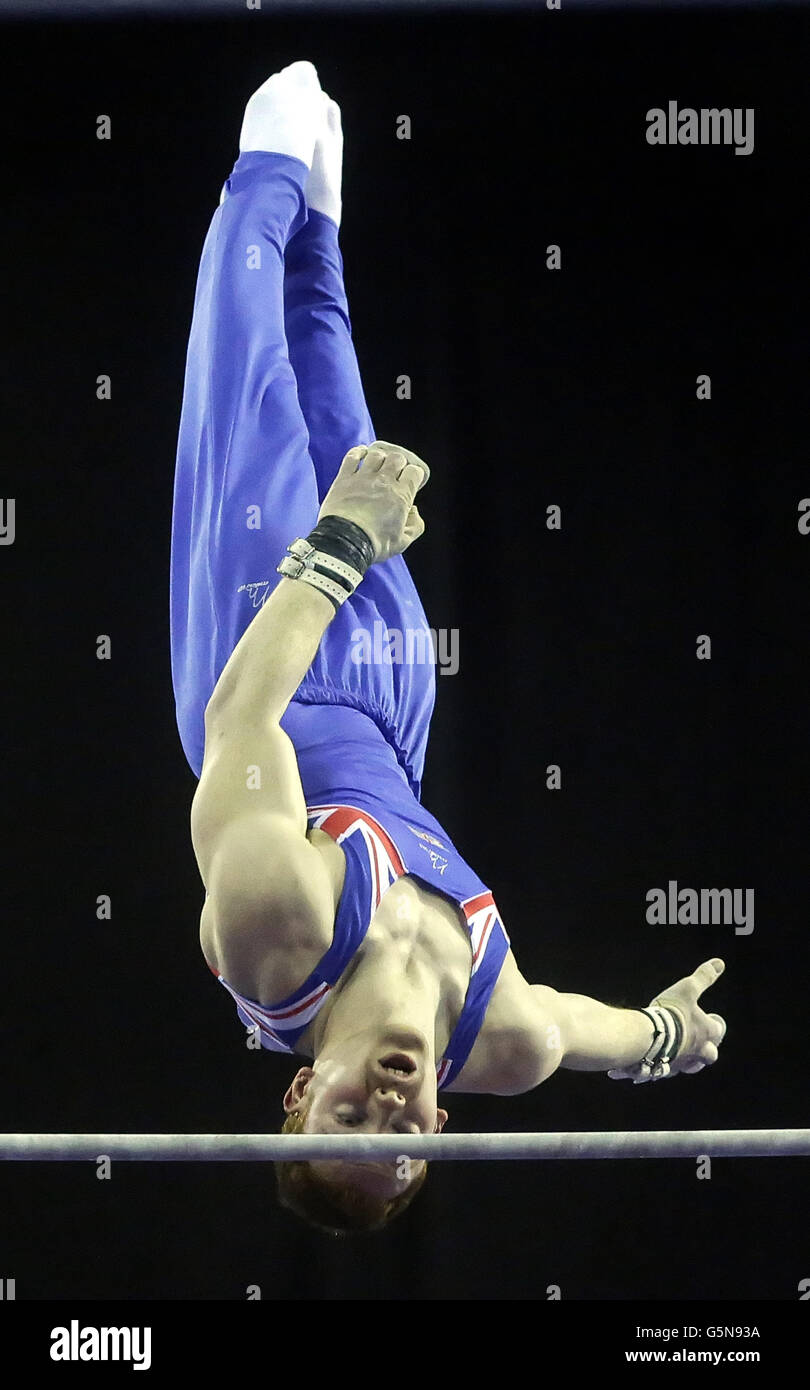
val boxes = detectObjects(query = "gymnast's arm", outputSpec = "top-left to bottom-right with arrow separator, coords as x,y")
506,958 -> 726,1092
528,987 -> 660,1074
191,440 -> 430,971
191,575 -> 340,967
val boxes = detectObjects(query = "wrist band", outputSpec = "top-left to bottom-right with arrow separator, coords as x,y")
309,514 -> 375,573
276,517 -> 375,611
631,1004 -> 685,1084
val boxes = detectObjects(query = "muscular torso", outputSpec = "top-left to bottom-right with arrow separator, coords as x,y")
200,826 -> 539,1094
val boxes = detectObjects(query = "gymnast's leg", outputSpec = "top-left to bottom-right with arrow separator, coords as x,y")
280,94 -> 437,796
169,63 -> 326,779
283,96 -> 372,500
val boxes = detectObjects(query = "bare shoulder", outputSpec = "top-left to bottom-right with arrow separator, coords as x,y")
443,953 -> 562,1095
199,823 -> 345,1003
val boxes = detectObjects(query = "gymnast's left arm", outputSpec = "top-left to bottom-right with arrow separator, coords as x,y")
528,958 -> 727,1083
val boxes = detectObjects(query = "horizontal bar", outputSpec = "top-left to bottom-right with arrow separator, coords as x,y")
3,0 -> 789,16
2,0 -> 777,18
0,1131 -> 808,1162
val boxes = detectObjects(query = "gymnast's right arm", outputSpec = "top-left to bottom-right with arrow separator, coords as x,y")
191,574 -> 341,971
190,441 -> 430,967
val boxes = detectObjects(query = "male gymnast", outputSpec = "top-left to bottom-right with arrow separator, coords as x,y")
170,61 -> 727,1234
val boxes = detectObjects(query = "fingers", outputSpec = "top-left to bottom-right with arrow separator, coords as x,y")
398,462 -> 429,499
360,444 -> 389,474
378,441 -> 431,489
388,506 -> 426,557
363,441 -> 431,490
688,958 -> 725,1000
682,1038 -> 719,1074
678,1012 -> 725,1076
401,504 -> 425,544
336,445 -> 369,478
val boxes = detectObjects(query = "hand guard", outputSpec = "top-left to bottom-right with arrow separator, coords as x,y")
607,1002 -> 684,1084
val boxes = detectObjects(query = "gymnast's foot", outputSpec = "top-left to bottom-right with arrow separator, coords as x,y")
305,90 -> 343,227
238,59 -> 324,166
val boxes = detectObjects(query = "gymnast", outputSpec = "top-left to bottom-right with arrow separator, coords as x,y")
169,61 -> 727,1234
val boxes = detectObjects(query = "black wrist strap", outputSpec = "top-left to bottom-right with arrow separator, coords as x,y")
663,1005 -> 685,1057
308,515 -> 375,575
635,1004 -> 685,1066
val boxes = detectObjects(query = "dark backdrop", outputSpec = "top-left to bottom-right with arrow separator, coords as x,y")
1,3 -> 808,1302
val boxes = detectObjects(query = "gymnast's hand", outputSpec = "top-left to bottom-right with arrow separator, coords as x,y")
609,958 -> 728,1081
317,441 -> 430,563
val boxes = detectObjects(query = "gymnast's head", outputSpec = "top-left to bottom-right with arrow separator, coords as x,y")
274,1031 -> 448,1234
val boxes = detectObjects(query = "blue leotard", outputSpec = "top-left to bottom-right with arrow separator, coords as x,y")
171,151 -> 510,1088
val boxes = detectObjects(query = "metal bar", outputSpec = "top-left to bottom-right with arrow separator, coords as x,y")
0,1131 -> 808,1162
0,0 -> 789,16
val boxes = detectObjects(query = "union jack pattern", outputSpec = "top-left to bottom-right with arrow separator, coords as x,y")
463,891 -> 511,976
307,803 -> 406,924
208,800 -> 510,1088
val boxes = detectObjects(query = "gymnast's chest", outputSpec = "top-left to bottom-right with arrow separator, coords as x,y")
365,875 -> 473,978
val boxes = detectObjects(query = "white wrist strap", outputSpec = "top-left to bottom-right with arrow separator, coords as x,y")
633,1005 -> 680,1083
277,538 -> 363,610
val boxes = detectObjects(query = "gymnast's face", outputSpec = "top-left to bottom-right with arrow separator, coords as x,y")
283,1036 -> 448,1199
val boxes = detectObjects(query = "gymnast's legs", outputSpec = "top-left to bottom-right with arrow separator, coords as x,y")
169,61 -> 435,799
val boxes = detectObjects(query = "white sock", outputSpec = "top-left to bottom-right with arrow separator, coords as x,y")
238,60 -> 323,168
305,92 -> 343,227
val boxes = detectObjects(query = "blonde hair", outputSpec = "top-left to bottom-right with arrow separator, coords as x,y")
274,1106 -> 428,1236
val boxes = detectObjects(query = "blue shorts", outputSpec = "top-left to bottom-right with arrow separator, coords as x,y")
169,152 -> 435,798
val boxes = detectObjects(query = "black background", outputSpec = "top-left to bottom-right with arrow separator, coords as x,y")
1,1 -> 808,1305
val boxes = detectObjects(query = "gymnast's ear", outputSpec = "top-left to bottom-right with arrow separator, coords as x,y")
283,1067 -> 315,1113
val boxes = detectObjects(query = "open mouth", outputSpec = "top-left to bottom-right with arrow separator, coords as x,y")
378,1052 -> 417,1078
